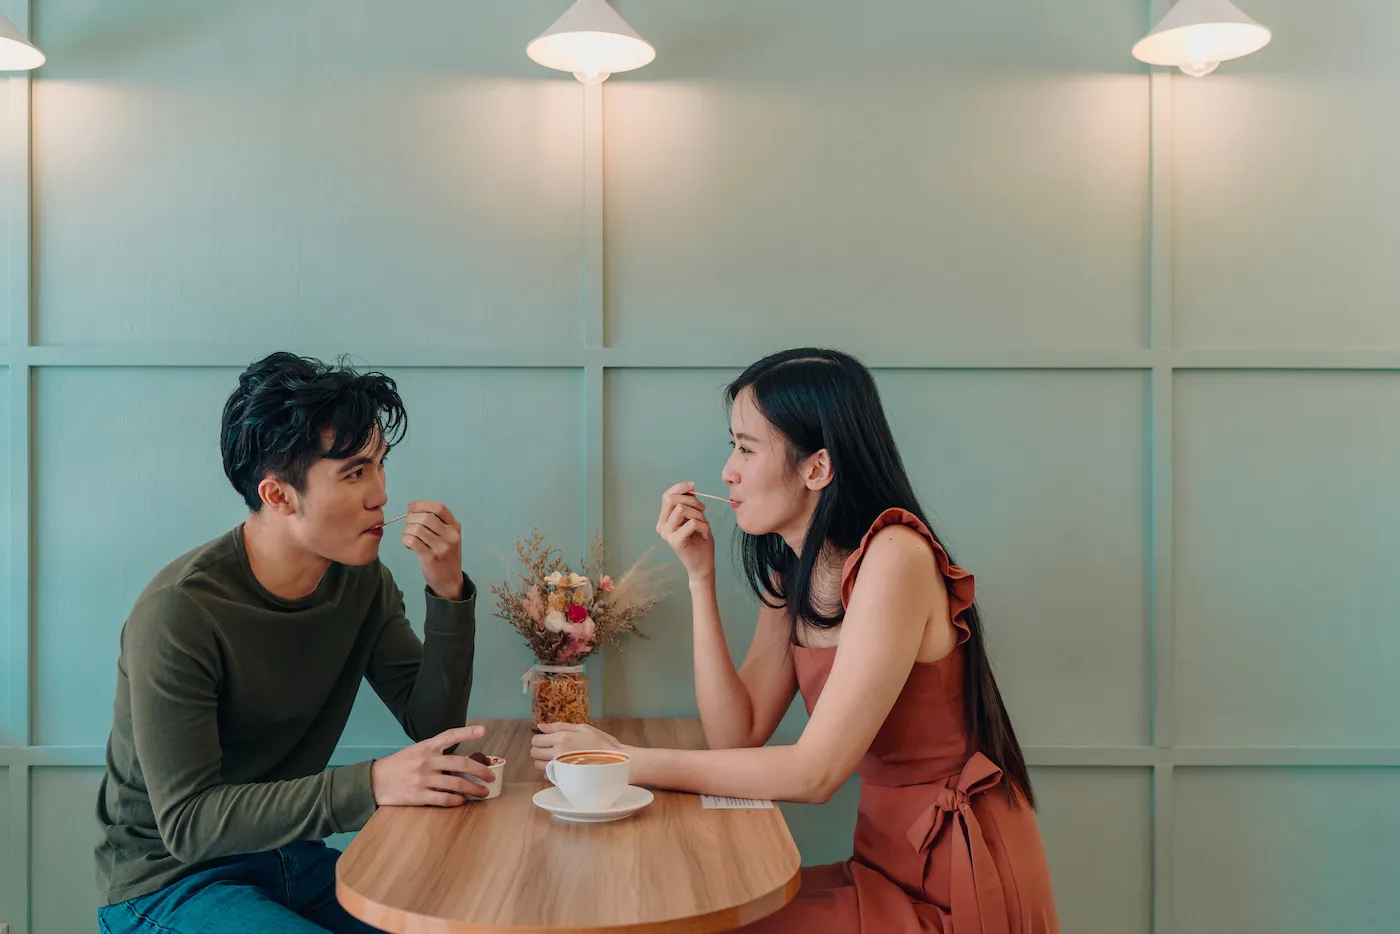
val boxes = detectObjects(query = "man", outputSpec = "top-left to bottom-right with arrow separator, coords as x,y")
95,352 -> 492,933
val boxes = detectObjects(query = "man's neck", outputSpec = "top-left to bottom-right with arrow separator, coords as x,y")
242,514 -> 332,600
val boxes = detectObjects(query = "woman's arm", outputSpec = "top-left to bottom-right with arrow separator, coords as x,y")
691,575 -> 798,750
536,525 -> 952,804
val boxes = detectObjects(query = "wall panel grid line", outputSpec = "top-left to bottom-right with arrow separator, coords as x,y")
5,2 -> 36,931
21,346 -> 1400,370
5,3 -> 35,750
1145,0 -> 1176,923
579,80 -> 608,714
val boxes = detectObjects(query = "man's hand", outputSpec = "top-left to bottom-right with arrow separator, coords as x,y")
370,725 -> 493,807
401,500 -> 465,600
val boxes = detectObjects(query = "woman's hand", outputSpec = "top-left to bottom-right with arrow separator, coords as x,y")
657,482 -> 715,583
530,722 -> 625,773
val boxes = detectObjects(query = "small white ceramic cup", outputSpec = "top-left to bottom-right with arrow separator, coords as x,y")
545,749 -> 631,811
459,756 -> 506,800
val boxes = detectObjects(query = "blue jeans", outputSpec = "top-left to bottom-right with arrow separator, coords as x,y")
97,840 -> 383,933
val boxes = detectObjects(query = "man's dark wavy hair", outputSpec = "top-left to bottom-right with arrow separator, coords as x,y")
220,352 -> 407,511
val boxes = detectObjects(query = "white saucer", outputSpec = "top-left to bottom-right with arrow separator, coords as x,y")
532,785 -> 654,823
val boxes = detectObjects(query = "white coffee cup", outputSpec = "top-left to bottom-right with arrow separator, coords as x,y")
545,749 -> 631,811
459,756 -> 506,800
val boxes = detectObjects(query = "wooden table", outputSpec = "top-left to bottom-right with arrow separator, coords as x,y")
337,719 -> 803,934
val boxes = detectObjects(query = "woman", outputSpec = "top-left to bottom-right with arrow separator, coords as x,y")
532,348 -> 1059,933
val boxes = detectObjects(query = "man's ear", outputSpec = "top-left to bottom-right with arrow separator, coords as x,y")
258,476 -> 298,517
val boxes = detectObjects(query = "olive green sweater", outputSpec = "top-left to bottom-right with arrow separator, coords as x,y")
95,525 -> 476,905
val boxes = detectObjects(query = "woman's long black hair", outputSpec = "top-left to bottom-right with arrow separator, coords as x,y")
728,348 -> 1034,806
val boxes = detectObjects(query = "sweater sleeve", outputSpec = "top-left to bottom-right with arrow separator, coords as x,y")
363,566 -> 477,742
125,587 -> 377,864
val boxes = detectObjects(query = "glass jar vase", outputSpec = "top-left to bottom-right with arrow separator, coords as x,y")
527,663 -> 591,726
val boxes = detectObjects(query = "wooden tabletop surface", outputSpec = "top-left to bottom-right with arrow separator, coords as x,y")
336,718 -> 803,934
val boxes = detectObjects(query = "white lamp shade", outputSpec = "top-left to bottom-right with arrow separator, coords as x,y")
1133,0 -> 1270,75
526,0 -> 655,83
0,13 -> 44,71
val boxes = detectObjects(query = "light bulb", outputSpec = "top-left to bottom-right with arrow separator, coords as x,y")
1181,60 -> 1220,77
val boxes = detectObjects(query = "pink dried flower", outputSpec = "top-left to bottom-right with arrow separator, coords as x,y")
558,633 -> 592,663
522,587 -> 546,623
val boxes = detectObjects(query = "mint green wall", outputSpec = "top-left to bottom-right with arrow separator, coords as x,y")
3,1 -> 1398,933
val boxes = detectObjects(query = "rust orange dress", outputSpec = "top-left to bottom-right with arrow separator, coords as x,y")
738,508 -> 1060,933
